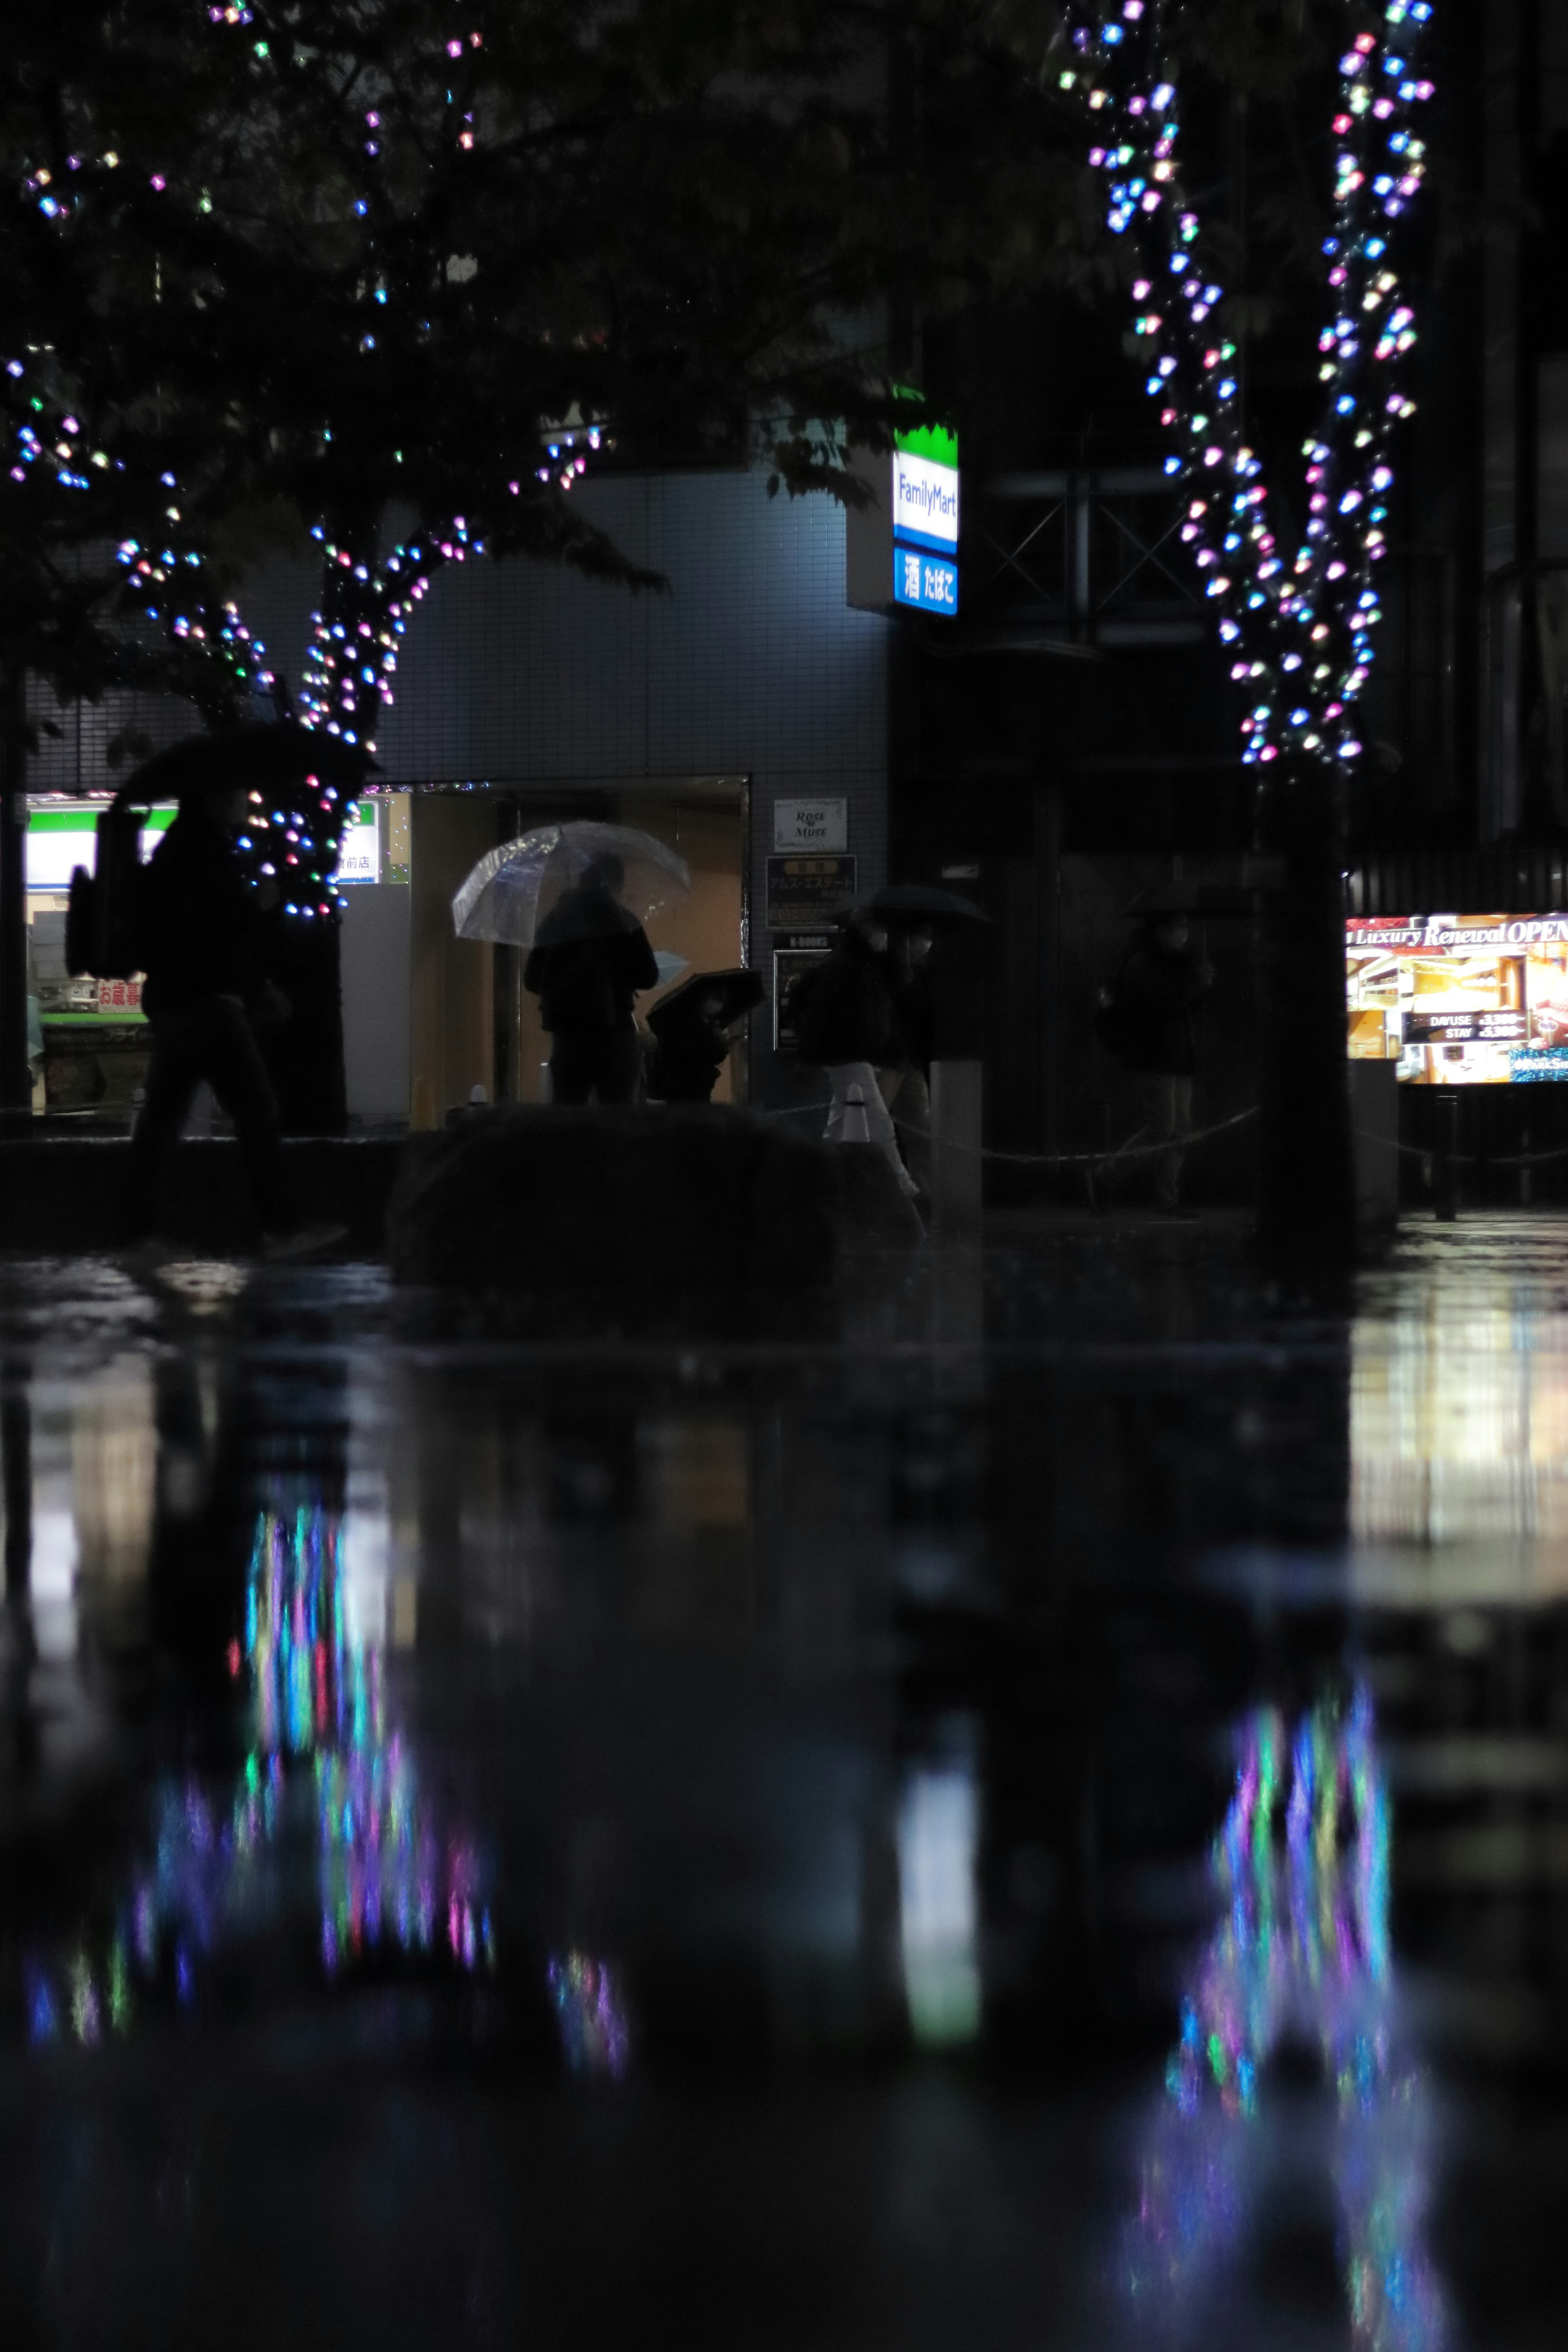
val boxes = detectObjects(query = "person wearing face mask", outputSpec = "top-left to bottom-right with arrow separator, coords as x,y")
787,908 -> 918,1199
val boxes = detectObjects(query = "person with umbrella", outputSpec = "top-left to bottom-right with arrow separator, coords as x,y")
118,724 -> 364,1251
523,851 -> 660,1105
647,968 -> 764,1103
788,907 -> 920,1199
864,885 -> 987,1198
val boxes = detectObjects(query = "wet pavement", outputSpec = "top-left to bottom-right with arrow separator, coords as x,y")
2,1215 -> 1566,2348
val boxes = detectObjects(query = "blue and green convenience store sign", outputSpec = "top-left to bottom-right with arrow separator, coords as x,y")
26,804 -> 172,893
25,799 -> 381,893
890,414 -> 959,616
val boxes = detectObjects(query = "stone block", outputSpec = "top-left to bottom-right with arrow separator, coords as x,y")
388,1106 -> 846,1300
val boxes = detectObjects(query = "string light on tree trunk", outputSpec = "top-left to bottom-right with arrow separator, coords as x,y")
9,4 -> 617,923
1059,0 -> 1433,769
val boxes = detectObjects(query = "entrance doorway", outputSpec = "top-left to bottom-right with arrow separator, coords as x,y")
405,776 -> 749,1120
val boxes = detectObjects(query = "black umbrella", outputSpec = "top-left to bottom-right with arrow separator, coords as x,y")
863,883 -> 989,929
647,967 -> 765,1037
118,722 -> 377,809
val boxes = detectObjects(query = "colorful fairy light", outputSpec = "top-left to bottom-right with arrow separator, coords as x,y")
1062,1 -> 1434,769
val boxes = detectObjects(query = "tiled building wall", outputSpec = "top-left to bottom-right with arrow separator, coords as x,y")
29,468 -> 888,903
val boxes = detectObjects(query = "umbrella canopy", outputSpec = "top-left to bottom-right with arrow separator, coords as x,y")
863,883 -> 989,930
119,722 -> 375,809
452,820 -> 690,950
647,967 -> 764,1037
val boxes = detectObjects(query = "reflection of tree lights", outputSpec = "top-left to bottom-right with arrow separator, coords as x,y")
1127,1688 -> 1446,2350
24,1498 -> 493,2042
548,1952 -> 629,2079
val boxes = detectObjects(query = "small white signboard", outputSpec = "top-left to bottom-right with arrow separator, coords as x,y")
773,796 -> 848,854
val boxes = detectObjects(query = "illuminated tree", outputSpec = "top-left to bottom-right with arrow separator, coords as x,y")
1058,0 -> 1436,1262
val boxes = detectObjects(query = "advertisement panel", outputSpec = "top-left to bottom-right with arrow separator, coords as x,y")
1346,913 -> 1568,1084
765,854 -> 858,933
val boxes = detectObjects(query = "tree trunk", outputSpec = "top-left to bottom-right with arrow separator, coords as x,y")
0,671 -> 32,1123
1256,755 -> 1356,1270
260,912 -> 347,1135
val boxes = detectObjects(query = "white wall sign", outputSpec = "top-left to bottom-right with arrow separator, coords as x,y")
773,796 -> 848,853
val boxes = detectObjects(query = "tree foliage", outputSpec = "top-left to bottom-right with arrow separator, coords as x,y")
3,0 -> 1109,755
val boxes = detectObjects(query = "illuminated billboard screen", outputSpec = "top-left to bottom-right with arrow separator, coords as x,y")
1346,914 -> 1568,1085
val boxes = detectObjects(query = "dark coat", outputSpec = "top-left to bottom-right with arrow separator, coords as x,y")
139,814 -> 265,1019
884,948 -> 934,1075
523,882 -> 659,1033
792,927 -> 895,1066
1114,939 -> 1209,1076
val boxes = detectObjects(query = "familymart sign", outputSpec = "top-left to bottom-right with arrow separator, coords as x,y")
846,403 -> 960,618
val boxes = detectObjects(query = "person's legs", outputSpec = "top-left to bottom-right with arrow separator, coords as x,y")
590,1025 -> 643,1106
1142,1073 -> 1183,1208
549,1033 -> 595,1104
194,997 -> 296,1233
884,1067 -> 931,1196
122,1014 -> 203,1240
1168,1074 -> 1194,1206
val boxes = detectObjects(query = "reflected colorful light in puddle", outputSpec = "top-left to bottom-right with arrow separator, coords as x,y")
1129,1689 -> 1446,2349
548,1952 -> 630,2079
25,1497 -> 494,2041
898,1750 -> 982,2048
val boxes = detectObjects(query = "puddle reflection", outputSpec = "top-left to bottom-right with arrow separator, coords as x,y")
1354,1269 -> 1568,1596
1129,1690 -> 1447,2349
898,1725 -> 981,2051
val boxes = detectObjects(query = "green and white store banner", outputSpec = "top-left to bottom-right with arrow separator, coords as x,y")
25,801 -> 381,893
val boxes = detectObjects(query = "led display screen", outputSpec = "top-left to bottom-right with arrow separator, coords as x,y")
1347,914 -> 1568,1084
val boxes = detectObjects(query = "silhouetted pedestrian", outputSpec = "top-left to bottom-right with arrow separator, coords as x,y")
650,985 -> 731,1104
122,774 -> 311,1248
1102,913 -> 1213,1212
524,852 -> 659,1104
789,911 -> 918,1198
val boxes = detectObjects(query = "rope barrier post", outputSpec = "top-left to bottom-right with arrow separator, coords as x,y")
930,1060 -> 984,1242
1433,1090 -> 1460,1224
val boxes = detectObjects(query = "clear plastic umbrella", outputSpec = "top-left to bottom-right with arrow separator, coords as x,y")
452,820 -> 690,949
